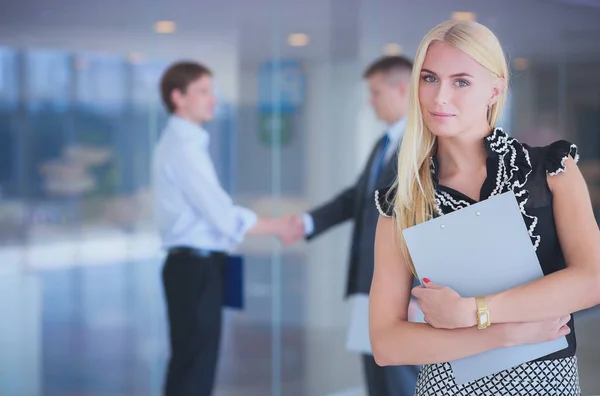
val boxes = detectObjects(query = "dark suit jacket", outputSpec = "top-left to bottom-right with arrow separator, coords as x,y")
306,135 -> 398,297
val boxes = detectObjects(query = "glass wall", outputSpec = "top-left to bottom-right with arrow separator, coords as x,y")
1,0 -> 600,395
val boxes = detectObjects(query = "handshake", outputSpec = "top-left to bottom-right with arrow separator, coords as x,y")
261,214 -> 307,245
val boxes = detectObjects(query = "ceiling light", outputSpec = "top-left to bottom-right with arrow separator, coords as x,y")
288,33 -> 309,47
154,20 -> 176,34
512,57 -> 530,71
383,43 -> 403,56
452,12 -> 476,21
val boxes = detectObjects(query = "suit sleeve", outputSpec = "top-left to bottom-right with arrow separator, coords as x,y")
305,139 -> 382,240
305,183 -> 359,240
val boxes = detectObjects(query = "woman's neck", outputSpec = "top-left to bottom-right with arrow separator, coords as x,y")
436,127 -> 492,178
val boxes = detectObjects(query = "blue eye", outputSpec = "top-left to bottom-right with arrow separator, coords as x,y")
455,79 -> 469,87
422,75 -> 437,83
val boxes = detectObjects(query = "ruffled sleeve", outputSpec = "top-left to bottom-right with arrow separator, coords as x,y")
545,140 -> 579,176
374,186 -> 396,217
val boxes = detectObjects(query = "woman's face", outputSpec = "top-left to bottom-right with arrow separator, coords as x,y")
418,40 -> 502,139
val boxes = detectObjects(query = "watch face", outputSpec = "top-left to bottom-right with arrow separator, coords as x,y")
477,309 -> 490,329
479,312 -> 489,325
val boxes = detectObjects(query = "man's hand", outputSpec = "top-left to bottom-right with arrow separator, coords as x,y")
277,215 -> 305,245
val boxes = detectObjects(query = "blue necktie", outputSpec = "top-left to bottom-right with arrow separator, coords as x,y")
367,134 -> 390,193
353,133 -> 391,256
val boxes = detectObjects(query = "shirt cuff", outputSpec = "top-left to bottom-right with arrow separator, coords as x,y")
235,206 -> 259,241
302,213 -> 315,236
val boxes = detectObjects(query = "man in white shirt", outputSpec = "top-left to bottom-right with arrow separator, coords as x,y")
152,61 -> 289,396
284,56 -> 419,396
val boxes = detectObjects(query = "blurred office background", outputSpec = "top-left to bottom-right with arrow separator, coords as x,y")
0,0 -> 599,395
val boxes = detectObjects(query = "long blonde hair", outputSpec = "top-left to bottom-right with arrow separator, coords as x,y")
391,20 -> 510,275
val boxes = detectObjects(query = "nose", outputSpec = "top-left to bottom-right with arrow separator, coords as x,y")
433,82 -> 451,107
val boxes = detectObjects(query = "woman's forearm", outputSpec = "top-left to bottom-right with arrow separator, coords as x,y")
484,267 -> 600,324
371,322 -> 508,366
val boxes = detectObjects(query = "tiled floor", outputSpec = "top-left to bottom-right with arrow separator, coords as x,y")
3,259 -> 600,396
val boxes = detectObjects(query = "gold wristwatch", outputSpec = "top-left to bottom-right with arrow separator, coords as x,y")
476,296 -> 491,329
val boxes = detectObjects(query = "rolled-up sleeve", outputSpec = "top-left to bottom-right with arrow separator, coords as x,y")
169,146 -> 258,245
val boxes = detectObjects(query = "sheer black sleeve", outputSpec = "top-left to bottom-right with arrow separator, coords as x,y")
544,140 -> 579,176
374,186 -> 396,217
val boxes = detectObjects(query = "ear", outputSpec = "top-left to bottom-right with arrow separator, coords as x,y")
488,77 -> 506,107
398,80 -> 410,95
171,88 -> 185,109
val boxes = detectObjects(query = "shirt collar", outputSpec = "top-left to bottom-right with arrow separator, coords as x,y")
386,117 -> 406,147
167,115 -> 210,147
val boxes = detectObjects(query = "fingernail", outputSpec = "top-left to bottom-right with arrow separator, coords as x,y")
423,278 -> 431,284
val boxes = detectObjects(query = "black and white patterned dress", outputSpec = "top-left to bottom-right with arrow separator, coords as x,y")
375,128 -> 581,395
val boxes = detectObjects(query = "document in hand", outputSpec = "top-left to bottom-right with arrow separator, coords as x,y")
345,293 -> 373,354
402,190 -> 567,385
223,255 -> 244,310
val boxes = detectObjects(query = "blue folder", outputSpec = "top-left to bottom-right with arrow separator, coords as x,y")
223,255 -> 244,309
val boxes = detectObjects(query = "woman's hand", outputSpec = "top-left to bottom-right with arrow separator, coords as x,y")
411,279 -> 476,329
497,315 -> 571,347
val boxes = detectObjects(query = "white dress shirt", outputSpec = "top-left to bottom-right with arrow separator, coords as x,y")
302,118 -> 406,235
152,115 -> 257,252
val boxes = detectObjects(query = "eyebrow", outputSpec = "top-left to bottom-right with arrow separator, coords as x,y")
421,68 -> 473,78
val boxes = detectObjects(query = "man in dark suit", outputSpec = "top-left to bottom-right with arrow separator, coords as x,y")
285,56 -> 419,396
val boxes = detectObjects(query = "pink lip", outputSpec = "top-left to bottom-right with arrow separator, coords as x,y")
430,111 -> 455,117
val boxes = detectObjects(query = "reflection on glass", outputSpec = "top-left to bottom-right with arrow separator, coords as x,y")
0,47 -> 18,205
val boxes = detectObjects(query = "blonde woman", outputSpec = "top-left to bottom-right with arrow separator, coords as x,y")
370,19 -> 600,395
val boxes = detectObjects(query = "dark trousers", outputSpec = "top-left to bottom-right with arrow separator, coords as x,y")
363,354 -> 419,396
162,249 -> 226,396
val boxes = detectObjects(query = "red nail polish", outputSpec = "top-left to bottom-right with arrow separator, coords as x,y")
423,278 -> 431,284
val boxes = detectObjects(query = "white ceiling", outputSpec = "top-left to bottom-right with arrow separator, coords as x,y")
0,0 -> 599,63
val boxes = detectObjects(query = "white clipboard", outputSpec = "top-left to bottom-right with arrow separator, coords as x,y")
402,191 -> 568,385
345,293 -> 372,354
